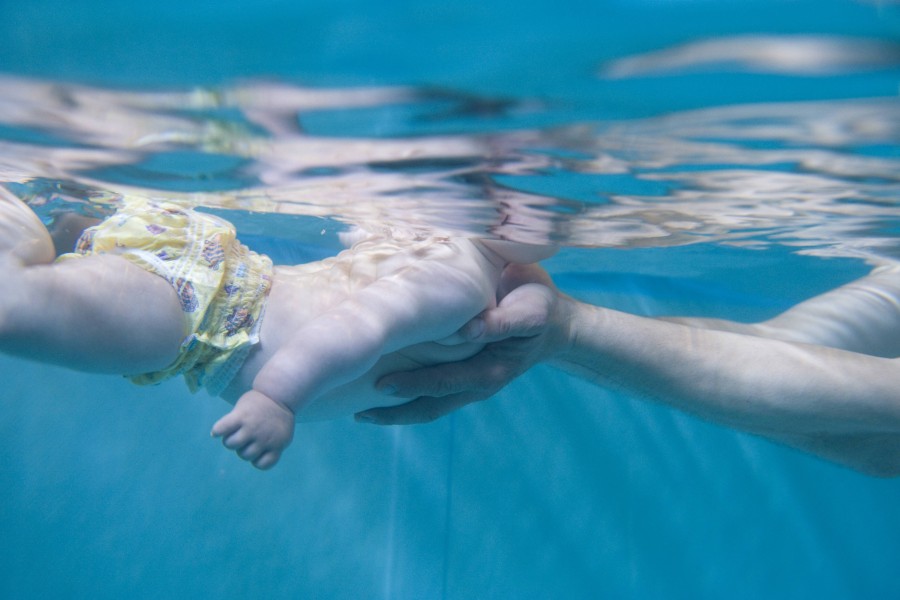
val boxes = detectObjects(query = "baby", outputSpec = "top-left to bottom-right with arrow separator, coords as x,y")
0,188 -> 553,469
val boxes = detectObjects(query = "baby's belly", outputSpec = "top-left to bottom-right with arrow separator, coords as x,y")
296,340 -> 484,422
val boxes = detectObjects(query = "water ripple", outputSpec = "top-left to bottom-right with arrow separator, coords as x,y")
1,74 -> 898,259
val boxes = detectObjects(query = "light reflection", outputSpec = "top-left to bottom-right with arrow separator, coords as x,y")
601,35 -> 900,78
0,75 -> 898,259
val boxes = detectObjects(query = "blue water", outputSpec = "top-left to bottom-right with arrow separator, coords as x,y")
2,0 -> 900,598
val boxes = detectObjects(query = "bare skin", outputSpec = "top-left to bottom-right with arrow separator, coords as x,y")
362,263 -> 900,477
0,189 -> 186,374
0,188 -> 553,469
210,233 -> 546,468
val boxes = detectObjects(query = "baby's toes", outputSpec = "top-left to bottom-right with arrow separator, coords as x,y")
253,451 -> 281,470
237,441 -> 265,463
222,428 -> 252,451
211,413 -> 242,438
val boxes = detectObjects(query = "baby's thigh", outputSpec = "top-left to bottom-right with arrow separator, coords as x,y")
39,256 -> 185,371
0,190 -> 55,265
53,255 -> 182,318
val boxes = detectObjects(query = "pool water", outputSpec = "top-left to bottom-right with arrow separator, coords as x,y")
1,0 -> 899,598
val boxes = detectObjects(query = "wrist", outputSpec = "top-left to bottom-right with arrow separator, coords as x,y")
547,294 -> 621,378
543,292 -> 580,363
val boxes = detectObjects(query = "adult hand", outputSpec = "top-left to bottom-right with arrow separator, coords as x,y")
355,264 -> 565,425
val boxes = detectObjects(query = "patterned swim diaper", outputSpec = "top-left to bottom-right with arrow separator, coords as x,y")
60,197 -> 273,395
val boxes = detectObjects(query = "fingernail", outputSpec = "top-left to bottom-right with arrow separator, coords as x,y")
355,412 -> 377,424
466,317 -> 485,340
378,383 -> 398,396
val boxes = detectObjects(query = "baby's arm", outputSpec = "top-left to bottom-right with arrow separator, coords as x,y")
211,245 -> 497,469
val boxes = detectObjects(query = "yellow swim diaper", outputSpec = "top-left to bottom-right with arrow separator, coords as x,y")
60,197 -> 273,394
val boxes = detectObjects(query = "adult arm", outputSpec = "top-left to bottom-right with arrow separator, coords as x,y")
360,264 -> 900,476
357,264 -> 565,422
553,296 -> 900,476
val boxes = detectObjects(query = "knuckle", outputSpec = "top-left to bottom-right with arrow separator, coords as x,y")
406,398 -> 448,424
490,315 -> 512,337
421,374 -> 459,398
485,360 -> 517,388
420,404 -> 448,423
433,378 -> 458,397
419,411 -> 440,424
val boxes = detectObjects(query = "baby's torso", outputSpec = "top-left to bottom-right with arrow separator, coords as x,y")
223,233 -> 503,420
264,233 -> 501,332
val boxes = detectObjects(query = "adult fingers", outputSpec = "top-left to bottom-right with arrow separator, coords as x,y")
497,263 -> 555,298
355,391 -> 488,425
376,352 -> 510,399
462,283 -> 556,343
361,336 -> 542,425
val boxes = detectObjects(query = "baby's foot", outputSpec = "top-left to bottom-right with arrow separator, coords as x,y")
211,390 -> 295,469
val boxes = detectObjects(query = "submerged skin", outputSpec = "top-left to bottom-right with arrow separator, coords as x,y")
211,234 -> 552,468
0,190 -> 186,375
364,263 -> 900,477
0,188 -> 553,469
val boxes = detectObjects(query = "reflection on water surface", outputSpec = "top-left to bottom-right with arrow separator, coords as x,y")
1,34 -> 898,260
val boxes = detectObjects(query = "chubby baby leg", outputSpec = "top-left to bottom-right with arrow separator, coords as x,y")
0,254 -> 185,374
0,188 -> 55,265
211,390 -> 295,470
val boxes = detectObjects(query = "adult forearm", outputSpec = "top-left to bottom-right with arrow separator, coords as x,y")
360,271 -> 900,474
551,298 -> 900,439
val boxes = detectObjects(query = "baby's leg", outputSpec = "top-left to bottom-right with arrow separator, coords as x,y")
212,247 -> 497,468
0,188 -> 56,266
0,254 -> 186,374
212,284 -> 413,469
266,249 -> 499,403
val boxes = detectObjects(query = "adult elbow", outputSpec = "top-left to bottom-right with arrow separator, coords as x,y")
857,462 -> 900,478
807,432 -> 900,478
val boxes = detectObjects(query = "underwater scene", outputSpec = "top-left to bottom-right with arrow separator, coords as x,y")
1,0 -> 899,598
